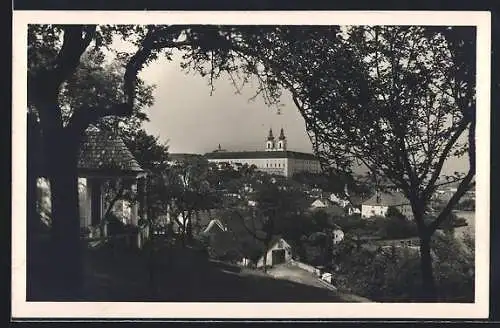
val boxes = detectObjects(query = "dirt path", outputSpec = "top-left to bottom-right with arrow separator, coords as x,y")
266,263 -> 334,290
266,263 -> 373,302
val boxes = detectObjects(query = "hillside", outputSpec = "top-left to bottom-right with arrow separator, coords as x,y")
27,237 -> 370,302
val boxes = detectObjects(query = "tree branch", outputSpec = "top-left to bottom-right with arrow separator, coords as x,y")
123,26 -> 186,108
102,181 -> 126,222
66,102 -> 133,135
427,120 -> 475,234
50,25 -> 96,94
422,118 -> 471,201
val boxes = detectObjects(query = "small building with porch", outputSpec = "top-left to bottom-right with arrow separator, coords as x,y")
35,125 -> 149,248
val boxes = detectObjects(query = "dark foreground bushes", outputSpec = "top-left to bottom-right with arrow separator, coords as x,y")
332,232 -> 474,302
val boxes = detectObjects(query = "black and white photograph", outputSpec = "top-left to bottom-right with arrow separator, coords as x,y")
12,11 -> 490,319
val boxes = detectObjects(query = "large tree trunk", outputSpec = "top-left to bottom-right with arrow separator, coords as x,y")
412,201 -> 438,302
262,240 -> 271,273
419,234 -> 437,302
26,113 -> 40,299
45,126 -> 83,300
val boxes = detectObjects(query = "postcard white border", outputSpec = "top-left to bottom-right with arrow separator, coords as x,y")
12,10 -> 491,319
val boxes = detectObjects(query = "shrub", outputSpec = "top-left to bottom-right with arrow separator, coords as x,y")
386,206 -> 405,220
106,213 -> 138,236
333,233 -> 474,302
456,198 -> 475,211
380,216 -> 418,239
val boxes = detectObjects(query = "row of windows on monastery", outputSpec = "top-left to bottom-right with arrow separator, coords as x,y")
218,159 -> 318,169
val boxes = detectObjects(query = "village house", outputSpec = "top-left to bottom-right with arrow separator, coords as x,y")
256,236 -> 293,268
309,198 -> 346,219
329,193 -> 350,208
345,205 -> 361,216
34,125 -> 149,247
361,190 -> 413,220
200,218 -> 228,235
310,197 -> 333,209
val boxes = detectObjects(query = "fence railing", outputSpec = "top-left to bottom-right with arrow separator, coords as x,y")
290,259 -> 322,276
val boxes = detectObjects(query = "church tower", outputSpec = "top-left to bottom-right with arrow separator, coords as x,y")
265,128 -> 275,151
277,128 -> 287,151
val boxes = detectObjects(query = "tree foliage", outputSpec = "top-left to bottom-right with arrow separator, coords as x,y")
233,25 -> 476,301
333,232 -> 474,302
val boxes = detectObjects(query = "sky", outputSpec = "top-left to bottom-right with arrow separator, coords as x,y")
138,52 -> 314,155
133,49 -> 470,176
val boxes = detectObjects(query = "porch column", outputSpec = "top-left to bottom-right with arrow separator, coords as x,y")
137,173 -> 149,248
137,174 -> 148,222
90,178 -> 102,226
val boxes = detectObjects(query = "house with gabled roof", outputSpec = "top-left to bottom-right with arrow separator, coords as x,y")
256,236 -> 293,268
201,219 -> 228,235
35,125 -> 148,244
310,197 -> 333,209
361,190 -> 413,220
310,198 -> 346,218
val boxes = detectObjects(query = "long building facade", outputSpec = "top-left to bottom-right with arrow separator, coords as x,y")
204,128 -> 321,177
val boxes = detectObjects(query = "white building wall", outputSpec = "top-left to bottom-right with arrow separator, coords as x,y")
37,177 -> 92,227
78,177 -> 91,227
256,240 -> 292,268
361,204 -> 413,219
361,204 -> 389,218
36,177 -> 52,226
207,157 -> 288,176
36,176 -> 140,229
207,156 -> 320,177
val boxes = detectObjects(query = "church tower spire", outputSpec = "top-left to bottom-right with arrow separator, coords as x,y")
277,127 -> 287,151
278,128 -> 286,140
267,128 -> 274,141
265,128 -> 276,151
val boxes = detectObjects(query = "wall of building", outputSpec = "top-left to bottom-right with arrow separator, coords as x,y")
36,176 -> 138,229
361,204 -> 389,218
208,156 -> 320,177
37,177 -> 91,227
361,204 -> 414,219
287,157 -> 321,176
256,240 -> 292,268
36,177 -> 52,226
78,177 -> 91,227
398,204 -> 414,220
208,157 -> 288,176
